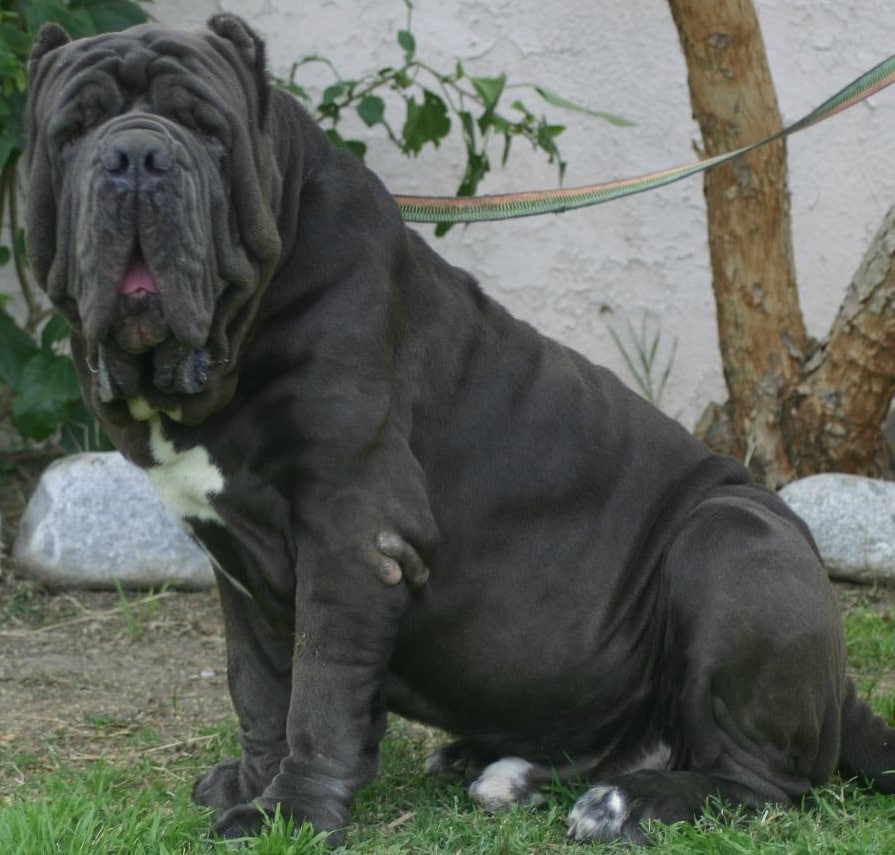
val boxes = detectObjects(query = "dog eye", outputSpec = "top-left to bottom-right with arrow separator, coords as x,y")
202,132 -> 227,156
62,124 -> 87,153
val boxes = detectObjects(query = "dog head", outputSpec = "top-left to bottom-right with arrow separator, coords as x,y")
25,15 -> 283,425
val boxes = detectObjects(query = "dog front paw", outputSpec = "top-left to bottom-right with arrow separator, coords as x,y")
194,758 -> 246,815
211,800 -> 344,847
212,803 -> 268,840
193,757 -> 273,816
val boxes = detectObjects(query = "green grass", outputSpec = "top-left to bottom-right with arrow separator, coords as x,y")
843,606 -> 895,720
2,605 -> 894,854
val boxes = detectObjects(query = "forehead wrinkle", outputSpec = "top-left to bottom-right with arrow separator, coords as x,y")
48,64 -> 125,145
153,38 -> 251,112
56,55 -> 121,104
46,49 -> 119,110
118,43 -> 157,91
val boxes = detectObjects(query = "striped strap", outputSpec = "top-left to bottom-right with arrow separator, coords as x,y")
394,53 -> 895,224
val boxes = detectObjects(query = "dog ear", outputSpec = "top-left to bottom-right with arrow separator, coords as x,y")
28,23 -> 71,79
207,14 -> 270,124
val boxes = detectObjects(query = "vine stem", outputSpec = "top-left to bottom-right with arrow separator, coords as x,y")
5,156 -> 48,334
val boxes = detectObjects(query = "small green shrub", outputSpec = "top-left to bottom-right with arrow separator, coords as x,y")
0,0 -> 623,451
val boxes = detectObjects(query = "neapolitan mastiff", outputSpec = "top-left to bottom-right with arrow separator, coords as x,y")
25,14 -> 895,845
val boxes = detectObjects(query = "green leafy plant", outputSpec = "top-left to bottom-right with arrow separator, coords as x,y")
1,0 -> 150,451
0,0 -> 626,449
608,312 -> 678,408
113,580 -> 172,641
0,296 -> 110,451
276,0 -> 630,236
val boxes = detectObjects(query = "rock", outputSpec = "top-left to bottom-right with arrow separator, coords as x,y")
779,473 -> 895,584
12,452 -> 215,590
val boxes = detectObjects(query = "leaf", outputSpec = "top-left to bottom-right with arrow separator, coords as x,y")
72,0 -> 150,36
11,351 -> 82,441
273,75 -> 311,104
0,94 -> 25,165
469,74 -> 507,111
343,139 -> 368,161
536,120 -> 566,162
534,86 -> 634,126
59,399 -> 113,453
0,24 -> 32,57
0,246 -> 9,266
41,314 -> 70,351
457,151 -> 489,198
402,91 -> 451,155
324,129 -> 367,161
489,113 -> 511,134
397,29 -> 416,59
357,95 -> 385,128
0,308 -> 40,389
458,110 -> 477,147
322,83 -> 346,106
501,133 -> 513,167
21,0 -> 94,41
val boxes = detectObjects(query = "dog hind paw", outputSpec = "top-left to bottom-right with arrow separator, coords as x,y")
468,758 -> 544,810
567,785 -> 636,843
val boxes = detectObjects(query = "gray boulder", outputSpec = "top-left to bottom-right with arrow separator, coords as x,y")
780,473 -> 895,583
13,452 -> 215,590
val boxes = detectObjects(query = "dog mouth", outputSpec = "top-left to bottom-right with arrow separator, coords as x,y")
93,251 -> 211,405
114,254 -> 168,355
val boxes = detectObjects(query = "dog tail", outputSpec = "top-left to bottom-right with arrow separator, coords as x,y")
838,678 -> 895,793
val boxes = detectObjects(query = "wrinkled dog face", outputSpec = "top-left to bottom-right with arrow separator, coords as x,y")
26,19 -> 282,424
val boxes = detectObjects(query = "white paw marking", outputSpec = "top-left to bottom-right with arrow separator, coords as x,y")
567,785 -> 629,842
468,758 -> 541,810
145,415 -> 224,524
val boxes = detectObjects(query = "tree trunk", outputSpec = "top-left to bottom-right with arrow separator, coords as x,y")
783,204 -> 895,475
668,0 -> 895,487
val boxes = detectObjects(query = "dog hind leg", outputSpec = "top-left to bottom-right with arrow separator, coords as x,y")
569,489 -> 846,842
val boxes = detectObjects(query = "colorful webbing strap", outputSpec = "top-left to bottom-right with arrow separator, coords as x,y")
394,53 -> 895,224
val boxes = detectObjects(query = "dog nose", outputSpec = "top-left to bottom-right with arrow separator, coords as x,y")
102,129 -> 173,191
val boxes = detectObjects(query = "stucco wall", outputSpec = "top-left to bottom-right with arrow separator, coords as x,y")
9,0 -> 895,428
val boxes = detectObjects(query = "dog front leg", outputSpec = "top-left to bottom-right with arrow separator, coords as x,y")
193,571 -> 292,815
211,532 -> 413,845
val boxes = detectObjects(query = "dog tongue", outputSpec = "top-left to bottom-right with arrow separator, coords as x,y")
119,259 -> 157,296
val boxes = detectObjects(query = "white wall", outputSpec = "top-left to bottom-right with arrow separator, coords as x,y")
12,0 -> 895,428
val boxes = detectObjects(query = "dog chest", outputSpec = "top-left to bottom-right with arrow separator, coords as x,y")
144,414 -> 225,525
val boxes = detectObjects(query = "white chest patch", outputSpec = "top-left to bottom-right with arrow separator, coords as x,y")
146,415 -> 225,525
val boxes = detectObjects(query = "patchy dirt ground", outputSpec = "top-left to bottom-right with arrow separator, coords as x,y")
0,576 -> 232,791
0,453 -> 233,795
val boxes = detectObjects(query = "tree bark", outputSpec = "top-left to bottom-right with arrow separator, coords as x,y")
783,204 -> 895,476
668,0 -> 895,486
668,0 -> 808,486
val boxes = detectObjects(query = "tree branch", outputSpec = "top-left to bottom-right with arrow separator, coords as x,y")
784,204 -> 895,474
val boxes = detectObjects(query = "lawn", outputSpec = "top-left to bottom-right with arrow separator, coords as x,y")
2,587 -> 895,854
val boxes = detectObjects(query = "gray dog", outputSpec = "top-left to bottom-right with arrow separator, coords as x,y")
25,14 -> 895,845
